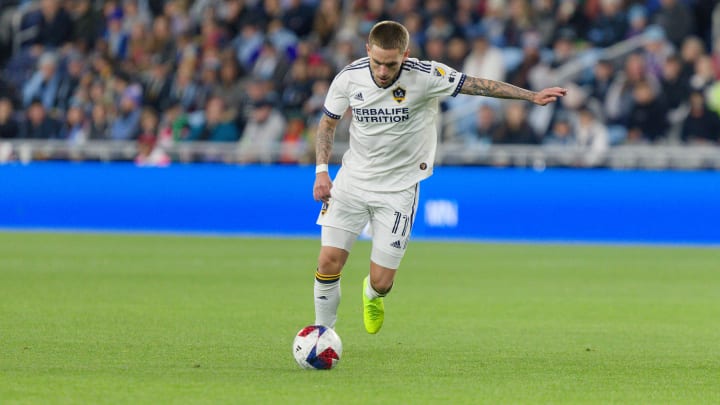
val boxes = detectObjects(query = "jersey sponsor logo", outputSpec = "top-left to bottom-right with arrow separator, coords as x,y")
392,86 -> 406,103
433,66 -> 446,77
351,107 -> 409,123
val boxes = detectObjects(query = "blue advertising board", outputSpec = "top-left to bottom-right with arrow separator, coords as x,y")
1,163 -> 719,244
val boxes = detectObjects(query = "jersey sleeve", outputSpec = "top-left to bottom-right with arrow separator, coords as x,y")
425,61 -> 466,98
322,73 -> 350,120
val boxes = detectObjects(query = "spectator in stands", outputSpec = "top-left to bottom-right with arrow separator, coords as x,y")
626,80 -> 670,143
586,0 -> 627,48
492,101 -> 539,144
681,90 -> 720,144
452,0 -> 482,39
195,62 -> 219,111
282,59 -> 313,117
530,0 -> 555,47
528,29 -> 577,90
188,96 -> 239,142
586,59 -> 614,111
303,79 -> 330,125
104,9 -> 130,61
0,76 -> 19,108
653,0 -> 695,49
147,14 -> 176,67
134,107 -> 170,166
605,52 -> 659,128
251,40 -> 290,83
141,62 -> 172,112
19,99 -> 60,139
543,111 -> 575,145
278,114 -> 308,164
356,0 -> 391,37
0,97 -> 19,139
660,55 -> 692,125
402,12 -> 425,57
109,91 -> 141,141
313,0 -> 342,47
552,0 -> 588,45
211,56 -> 245,127
282,0 -> 315,39
22,51 -> 60,110
163,0 -> 191,37
55,52 -> 85,113
690,55 -> 716,92
575,106 -> 609,167
167,62 -> 201,112
157,100 -> 189,145
267,18 -> 299,62
506,31 -> 542,90
234,22 -> 264,70
642,25 -> 673,82
423,35 -> 447,64
20,0 -> 74,49
470,103 -> 502,145
462,29 -> 506,82
238,98 -> 286,163
121,0 -> 152,33
69,0 -> 103,52
327,30 -> 359,73
679,36 -> 706,81
58,103 -> 88,145
425,12 -> 458,45
445,36 -> 469,71
625,4 -> 648,40
88,104 -> 110,140
503,0 -> 536,48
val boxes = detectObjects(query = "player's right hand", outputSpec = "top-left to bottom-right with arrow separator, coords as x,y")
313,172 -> 333,202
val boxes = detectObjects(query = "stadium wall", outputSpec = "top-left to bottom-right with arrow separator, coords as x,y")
1,163 -> 719,244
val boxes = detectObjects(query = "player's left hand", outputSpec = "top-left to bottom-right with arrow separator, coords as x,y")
532,87 -> 568,106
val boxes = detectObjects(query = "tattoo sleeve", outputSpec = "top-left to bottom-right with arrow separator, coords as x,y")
315,114 -> 338,164
460,76 -> 536,102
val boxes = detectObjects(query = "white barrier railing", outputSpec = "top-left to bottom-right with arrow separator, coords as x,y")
1,140 -> 719,170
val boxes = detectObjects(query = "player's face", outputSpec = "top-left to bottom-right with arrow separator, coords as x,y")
366,44 -> 409,87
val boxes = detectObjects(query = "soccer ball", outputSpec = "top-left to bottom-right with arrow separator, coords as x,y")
292,325 -> 342,370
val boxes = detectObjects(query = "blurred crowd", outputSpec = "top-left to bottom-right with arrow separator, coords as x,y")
0,0 -> 719,166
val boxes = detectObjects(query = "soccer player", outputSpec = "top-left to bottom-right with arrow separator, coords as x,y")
312,21 -> 567,334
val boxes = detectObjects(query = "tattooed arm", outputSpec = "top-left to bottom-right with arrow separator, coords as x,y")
313,114 -> 339,202
315,114 -> 338,166
460,76 -> 567,106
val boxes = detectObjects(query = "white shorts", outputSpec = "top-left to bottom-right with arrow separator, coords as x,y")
316,170 -> 420,269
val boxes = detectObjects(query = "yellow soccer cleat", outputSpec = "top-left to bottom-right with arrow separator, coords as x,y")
362,276 -> 385,334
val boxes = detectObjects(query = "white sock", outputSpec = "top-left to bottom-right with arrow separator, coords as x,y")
314,273 -> 341,329
364,277 -> 386,300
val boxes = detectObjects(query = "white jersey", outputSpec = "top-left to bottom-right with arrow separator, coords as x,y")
323,57 -> 466,191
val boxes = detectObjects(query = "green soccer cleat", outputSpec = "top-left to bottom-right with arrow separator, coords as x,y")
362,276 -> 385,334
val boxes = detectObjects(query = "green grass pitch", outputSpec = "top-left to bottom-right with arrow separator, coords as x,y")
1,232 -> 719,404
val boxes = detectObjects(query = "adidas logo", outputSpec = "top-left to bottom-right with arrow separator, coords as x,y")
390,240 -> 402,249
317,296 -> 328,300
354,92 -> 364,101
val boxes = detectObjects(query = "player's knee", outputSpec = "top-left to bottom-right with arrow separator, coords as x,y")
317,249 -> 347,275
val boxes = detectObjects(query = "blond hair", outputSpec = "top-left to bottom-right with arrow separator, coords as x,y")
368,21 -> 409,52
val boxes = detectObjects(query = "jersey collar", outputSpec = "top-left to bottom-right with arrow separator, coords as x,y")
369,64 -> 404,89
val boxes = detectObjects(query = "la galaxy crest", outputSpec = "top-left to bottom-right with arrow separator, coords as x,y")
392,86 -> 406,103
